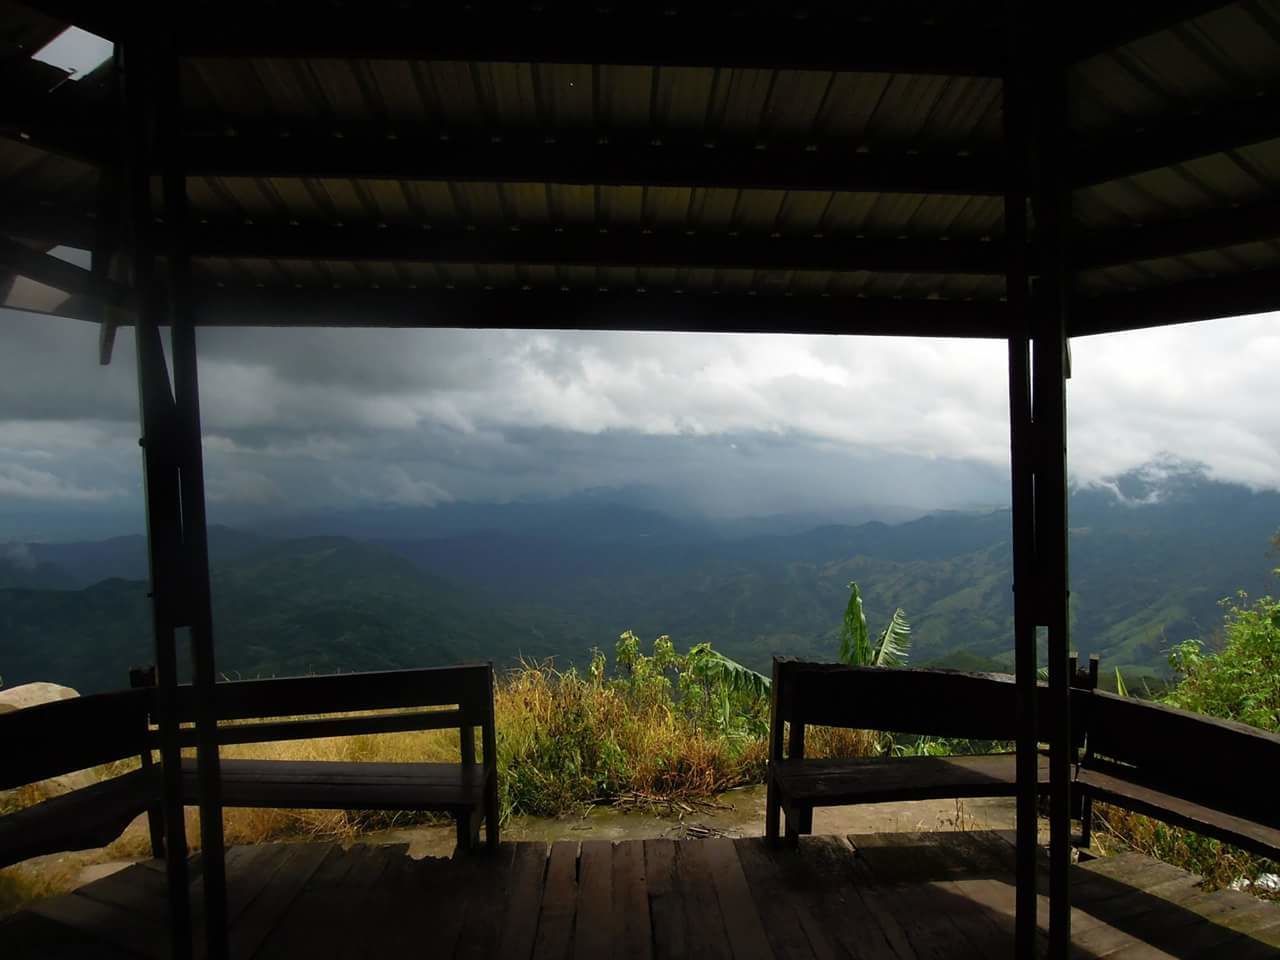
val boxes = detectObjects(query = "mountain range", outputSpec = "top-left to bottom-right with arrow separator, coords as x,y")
1,462 -> 1276,694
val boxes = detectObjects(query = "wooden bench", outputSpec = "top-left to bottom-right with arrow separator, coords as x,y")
0,689 -> 154,868
133,662 -> 500,854
1075,689 -> 1280,859
766,657 -> 1096,845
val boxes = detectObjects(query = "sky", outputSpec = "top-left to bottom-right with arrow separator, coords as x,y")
1,303 -> 1278,540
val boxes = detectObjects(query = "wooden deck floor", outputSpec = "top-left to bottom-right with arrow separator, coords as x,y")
3,832 -> 1279,959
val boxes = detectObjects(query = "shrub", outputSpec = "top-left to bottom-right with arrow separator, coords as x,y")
1097,584 -> 1280,894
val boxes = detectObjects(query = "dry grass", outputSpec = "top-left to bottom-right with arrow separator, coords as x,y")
804,725 -> 884,760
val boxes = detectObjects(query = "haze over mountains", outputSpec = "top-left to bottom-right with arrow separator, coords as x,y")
1,461 -> 1276,694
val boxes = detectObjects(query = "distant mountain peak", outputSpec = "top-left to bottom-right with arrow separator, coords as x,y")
1083,455 -> 1214,506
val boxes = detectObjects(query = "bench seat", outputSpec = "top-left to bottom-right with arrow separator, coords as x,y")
179,758 -> 488,813
0,770 -> 152,869
773,752 -> 1050,808
1076,765 -> 1280,861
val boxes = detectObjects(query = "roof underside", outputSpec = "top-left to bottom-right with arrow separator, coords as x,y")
3,0 -> 1280,337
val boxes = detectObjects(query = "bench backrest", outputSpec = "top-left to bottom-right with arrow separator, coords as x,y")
0,689 -> 150,790
1080,690 -> 1280,826
771,658 -> 1095,753
134,662 -> 496,750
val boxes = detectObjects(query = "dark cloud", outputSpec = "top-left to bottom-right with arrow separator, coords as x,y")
2,306 -> 1278,539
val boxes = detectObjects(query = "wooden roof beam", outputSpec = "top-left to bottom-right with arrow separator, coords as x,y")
0,234 -> 126,304
184,288 -> 1010,338
180,132 -> 1004,197
1074,268 -> 1280,336
11,0 -> 120,41
12,198 -> 1280,279
177,222 -> 1005,277
1073,95 -> 1280,187
171,8 -> 1005,77
1,119 -> 1005,196
1077,200 -> 1280,270
1068,1 -> 1240,61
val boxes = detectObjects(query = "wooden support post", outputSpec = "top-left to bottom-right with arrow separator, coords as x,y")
481,663 -> 500,851
159,35 -> 229,960
122,32 -> 192,958
1003,4 -> 1039,953
1030,17 -> 1074,955
765,658 -> 784,845
129,665 -> 166,858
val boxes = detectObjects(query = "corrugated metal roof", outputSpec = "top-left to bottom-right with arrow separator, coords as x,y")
3,1 -> 1280,329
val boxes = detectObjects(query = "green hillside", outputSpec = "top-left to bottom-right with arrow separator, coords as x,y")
2,466 -> 1275,694
0,538 -> 591,693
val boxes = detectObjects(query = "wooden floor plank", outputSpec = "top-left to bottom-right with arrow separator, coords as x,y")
733,839 -> 820,960
644,839 -> 687,960
0,910 -> 138,960
532,841 -> 579,960
228,841 -> 334,960
334,845 -> 414,960
252,845 -> 365,960
851,833 -> 991,959
699,838 -> 772,960
574,841 -> 613,960
28,887 -> 166,959
74,860 -> 171,920
9,833 -> 1280,960
355,850 -> 465,960
498,842 -> 550,960
674,840 -> 732,960
613,838 -> 653,960
913,833 -> 1020,956
455,844 -> 520,960
784,837 -> 903,960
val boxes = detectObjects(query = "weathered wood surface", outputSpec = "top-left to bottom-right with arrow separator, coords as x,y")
773,754 -> 1051,806
4,832 -> 1280,958
1077,764 -> 1280,860
0,688 -> 151,789
179,758 -> 487,812
0,769 -> 153,869
166,663 -> 494,724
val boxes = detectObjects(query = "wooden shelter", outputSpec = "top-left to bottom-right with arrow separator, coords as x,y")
3,2 -> 1280,957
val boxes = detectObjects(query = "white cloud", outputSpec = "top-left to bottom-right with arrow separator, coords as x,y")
206,469 -> 282,505
0,463 -> 121,502
1,541 -> 37,570
334,466 -> 453,507
2,306 -> 1278,525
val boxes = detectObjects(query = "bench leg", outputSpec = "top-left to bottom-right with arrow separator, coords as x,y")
146,802 -> 165,859
782,802 -> 801,847
781,802 -> 813,847
798,805 -> 813,835
765,774 -> 781,845
1080,794 -> 1094,848
484,776 -> 500,852
455,810 -> 479,854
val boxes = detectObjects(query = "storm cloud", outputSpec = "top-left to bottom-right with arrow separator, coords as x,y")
1,305 -> 1277,538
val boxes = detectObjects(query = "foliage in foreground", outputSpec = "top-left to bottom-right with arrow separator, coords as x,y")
839,581 -> 911,667
1097,581 -> 1280,895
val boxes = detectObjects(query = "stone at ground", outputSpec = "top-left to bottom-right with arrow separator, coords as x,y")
0,682 -> 79,714
1232,873 -> 1280,894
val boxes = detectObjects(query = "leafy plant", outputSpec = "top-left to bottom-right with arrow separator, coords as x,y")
1114,667 -> 1130,698
838,581 -> 911,667
1163,589 -> 1280,733
1099,568 -> 1280,893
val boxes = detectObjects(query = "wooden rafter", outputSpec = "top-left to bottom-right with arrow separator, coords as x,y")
1068,0 -> 1240,60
